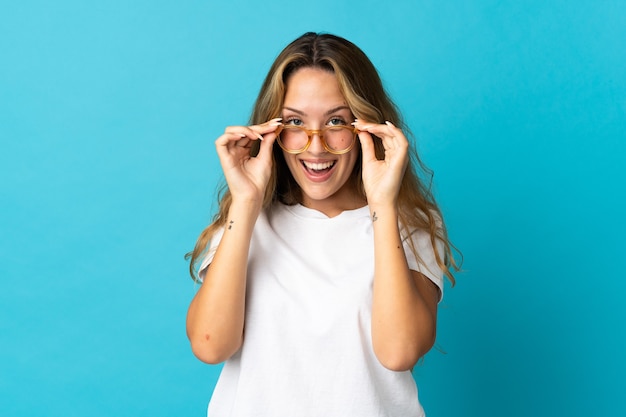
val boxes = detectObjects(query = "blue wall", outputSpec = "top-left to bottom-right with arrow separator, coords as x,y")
1,1 -> 624,416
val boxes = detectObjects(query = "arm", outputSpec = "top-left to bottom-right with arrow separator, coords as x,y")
369,204 -> 440,371
186,119 -> 281,364
356,120 -> 440,371
186,201 -> 259,364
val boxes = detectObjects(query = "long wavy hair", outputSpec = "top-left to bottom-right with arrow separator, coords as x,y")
187,32 -> 460,283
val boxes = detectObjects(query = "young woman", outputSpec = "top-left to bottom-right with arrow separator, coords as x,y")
186,32 -> 458,417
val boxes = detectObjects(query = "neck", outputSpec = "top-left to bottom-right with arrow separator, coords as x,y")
300,194 -> 367,218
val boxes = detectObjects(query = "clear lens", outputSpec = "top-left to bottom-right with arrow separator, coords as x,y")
280,127 -> 309,151
278,126 -> 355,154
324,127 -> 354,151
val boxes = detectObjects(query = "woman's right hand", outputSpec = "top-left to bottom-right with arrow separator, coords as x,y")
215,118 -> 282,206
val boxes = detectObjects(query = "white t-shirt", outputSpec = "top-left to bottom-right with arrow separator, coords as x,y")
199,203 -> 444,417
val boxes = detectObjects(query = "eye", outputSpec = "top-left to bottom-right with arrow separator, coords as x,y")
284,117 -> 304,126
327,117 -> 347,126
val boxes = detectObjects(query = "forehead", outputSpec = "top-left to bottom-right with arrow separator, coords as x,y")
283,67 -> 347,112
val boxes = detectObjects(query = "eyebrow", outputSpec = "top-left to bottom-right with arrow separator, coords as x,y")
282,105 -> 351,117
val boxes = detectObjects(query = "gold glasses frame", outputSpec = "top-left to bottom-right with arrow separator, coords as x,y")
275,124 -> 359,155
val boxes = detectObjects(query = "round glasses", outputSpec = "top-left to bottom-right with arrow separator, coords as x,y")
276,125 -> 358,155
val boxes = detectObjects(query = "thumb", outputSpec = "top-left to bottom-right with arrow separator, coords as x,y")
358,131 -> 377,163
256,132 -> 277,162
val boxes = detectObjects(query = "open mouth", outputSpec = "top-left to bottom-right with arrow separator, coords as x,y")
301,160 -> 336,174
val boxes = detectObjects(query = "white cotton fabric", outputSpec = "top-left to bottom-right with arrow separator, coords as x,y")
199,203 -> 444,417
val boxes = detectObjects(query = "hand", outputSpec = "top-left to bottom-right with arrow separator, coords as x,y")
354,119 -> 409,206
215,118 -> 282,206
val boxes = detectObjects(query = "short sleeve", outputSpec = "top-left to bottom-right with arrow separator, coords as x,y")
197,227 -> 225,282
403,228 -> 445,300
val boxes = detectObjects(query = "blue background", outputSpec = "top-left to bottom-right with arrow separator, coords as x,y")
1,1 -> 624,416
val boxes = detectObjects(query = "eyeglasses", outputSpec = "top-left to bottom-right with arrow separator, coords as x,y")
276,124 -> 358,155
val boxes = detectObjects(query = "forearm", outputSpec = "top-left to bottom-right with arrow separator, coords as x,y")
186,201 -> 260,364
370,204 -> 437,371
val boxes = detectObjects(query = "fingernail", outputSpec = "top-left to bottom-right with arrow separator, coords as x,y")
257,133 -> 264,141
385,121 -> 395,127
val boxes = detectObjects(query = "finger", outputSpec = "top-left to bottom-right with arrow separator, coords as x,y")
354,119 -> 403,139
248,118 -> 283,139
256,131 -> 278,161
221,118 -> 282,142
357,120 -> 409,153
357,130 -> 377,163
224,125 -> 265,141
215,131 -> 252,150
383,121 -> 407,144
354,119 -> 391,155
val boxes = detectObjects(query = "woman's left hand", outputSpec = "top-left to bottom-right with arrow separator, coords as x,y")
355,119 -> 409,207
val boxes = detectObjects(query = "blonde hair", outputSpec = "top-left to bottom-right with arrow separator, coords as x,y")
187,32 -> 460,283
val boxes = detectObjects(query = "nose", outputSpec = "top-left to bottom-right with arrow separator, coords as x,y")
307,131 -> 326,154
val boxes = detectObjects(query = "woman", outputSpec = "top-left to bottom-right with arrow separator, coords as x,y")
186,32 -> 458,417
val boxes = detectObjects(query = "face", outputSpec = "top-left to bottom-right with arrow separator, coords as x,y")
281,67 -> 364,216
